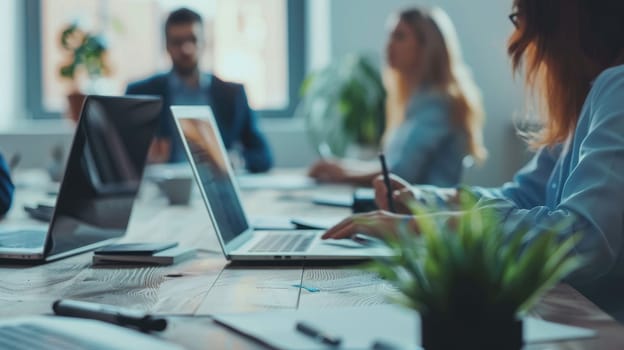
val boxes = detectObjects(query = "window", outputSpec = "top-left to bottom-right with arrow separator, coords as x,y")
25,0 -> 304,118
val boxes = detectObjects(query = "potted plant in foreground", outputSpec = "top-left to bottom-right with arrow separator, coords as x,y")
369,189 -> 582,349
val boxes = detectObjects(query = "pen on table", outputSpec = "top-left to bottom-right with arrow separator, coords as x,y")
295,321 -> 342,347
371,340 -> 400,350
52,299 -> 167,332
378,153 -> 396,213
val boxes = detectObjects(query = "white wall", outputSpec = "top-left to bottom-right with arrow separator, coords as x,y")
321,0 -> 530,186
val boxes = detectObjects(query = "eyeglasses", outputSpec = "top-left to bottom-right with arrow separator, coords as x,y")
509,12 -> 520,28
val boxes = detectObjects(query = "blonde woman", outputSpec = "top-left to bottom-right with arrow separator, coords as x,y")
308,7 -> 486,187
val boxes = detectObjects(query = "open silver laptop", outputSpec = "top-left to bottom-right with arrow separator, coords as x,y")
0,95 -> 161,262
171,105 -> 392,261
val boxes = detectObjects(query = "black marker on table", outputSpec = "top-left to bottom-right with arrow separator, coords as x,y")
378,153 -> 396,213
52,299 -> 167,332
295,321 -> 342,347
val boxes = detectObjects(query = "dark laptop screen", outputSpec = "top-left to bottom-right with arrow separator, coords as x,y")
175,114 -> 249,245
45,95 -> 161,258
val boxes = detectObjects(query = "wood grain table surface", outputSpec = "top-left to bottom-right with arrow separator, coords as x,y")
1,170 -> 623,349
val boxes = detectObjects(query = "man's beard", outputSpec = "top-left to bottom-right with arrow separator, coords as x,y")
173,63 -> 199,77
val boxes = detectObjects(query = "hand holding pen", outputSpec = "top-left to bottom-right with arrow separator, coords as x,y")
378,154 -> 396,213
321,155 -> 419,240
374,156 -> 414,214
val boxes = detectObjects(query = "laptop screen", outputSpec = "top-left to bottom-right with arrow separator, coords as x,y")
45,96 -> 161,258
173,108 -> 249,245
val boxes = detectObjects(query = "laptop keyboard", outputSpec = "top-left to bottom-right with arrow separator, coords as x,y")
0,229 -> 46,249
0,324 -> 108,350
248,232 -> 316,253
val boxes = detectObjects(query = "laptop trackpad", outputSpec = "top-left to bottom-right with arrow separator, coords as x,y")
0,229 -> 47,249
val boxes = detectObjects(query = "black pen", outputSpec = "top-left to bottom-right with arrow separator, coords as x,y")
371,340 -> 400,350
52,299 -> 167,332
295,321 -> 342,347
379,153 -> 396,213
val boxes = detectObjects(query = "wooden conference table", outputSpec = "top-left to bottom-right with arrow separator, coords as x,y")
1,170 -> 623,349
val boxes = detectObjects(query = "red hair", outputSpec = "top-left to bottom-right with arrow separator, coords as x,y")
508,0 -> 624,147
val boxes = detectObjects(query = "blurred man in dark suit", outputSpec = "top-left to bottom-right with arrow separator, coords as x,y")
126,8 -> 273,173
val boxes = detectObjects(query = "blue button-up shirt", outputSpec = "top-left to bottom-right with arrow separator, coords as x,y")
168,71 -> 213,107
423,64 -> 624,294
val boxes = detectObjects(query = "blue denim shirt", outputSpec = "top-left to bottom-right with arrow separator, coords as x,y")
168,71 -> 212,107
416,64 -> 623,293
385,92 -> 468,186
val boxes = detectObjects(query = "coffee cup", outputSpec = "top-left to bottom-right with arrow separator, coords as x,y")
155,176 -> 193,205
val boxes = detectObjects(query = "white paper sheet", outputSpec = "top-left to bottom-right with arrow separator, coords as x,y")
214,305 -> 595,350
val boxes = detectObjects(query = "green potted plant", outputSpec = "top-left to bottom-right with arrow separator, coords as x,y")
369,189 -> 581,349
58,23 -> 111,122
296,54 -> 386,158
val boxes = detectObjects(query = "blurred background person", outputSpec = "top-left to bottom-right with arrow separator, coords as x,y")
309,7 -> 486,187
126,8 -> 273,173
0,153 -> 14,216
